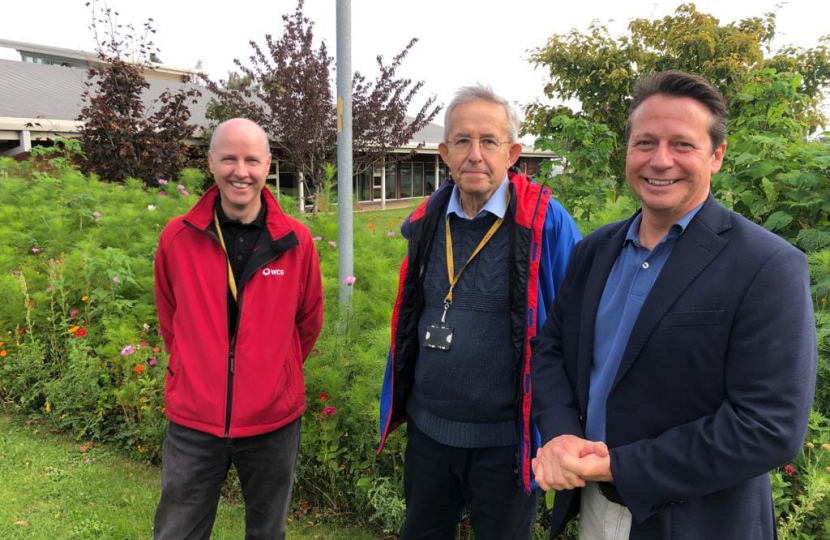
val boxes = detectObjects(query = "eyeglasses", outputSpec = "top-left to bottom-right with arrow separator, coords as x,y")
446,136 -> 510,154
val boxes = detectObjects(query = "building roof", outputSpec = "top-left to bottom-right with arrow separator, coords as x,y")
0,57 -> 550,157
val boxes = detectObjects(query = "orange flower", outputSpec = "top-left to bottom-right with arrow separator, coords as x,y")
368,217 -> 375,222
0,350 -> 7,357
27,300 -> 35,308
134,365 -> 144,374
67,326 -> 80,334
389,220 -> 394,226
368,224 -> 375,231
0,341 -> 4,347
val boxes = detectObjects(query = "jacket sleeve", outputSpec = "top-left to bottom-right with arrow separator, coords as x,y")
612,247 -> 817,523
531,238 -> 586,444
536,198 -> 581,329
154,227 -> 176,353
296,235 -> 324,361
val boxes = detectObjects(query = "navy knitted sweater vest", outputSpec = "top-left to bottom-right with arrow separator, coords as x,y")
406,211 -> 517,448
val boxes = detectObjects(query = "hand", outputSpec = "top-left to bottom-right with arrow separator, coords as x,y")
533,434 -> 591,491
562,441 -> 613,482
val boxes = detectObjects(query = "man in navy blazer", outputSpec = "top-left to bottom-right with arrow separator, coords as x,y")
530,71 -> 817,540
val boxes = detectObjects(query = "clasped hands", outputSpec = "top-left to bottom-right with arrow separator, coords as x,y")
532,434 -> 613,491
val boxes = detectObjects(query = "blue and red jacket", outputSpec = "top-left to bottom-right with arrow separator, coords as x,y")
377,170 -> 581,492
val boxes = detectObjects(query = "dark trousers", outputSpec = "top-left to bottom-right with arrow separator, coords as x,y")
153,418 -> 301,540
401,421 -> 539,540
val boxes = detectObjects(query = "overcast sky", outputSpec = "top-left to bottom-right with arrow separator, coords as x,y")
1,0 -> 827,124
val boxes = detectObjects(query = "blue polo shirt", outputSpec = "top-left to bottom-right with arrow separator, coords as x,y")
446,176 -> 509,219
586,204 -> 703,442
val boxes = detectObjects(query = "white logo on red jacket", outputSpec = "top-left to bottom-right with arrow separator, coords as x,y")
262,268 -> 285,276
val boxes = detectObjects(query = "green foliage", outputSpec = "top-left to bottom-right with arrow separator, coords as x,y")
713,70 -> 830,246
526,3 -> 830,181
535,115 -> 620,223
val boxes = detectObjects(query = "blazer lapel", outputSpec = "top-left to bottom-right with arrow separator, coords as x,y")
612,196 -> 731,389
577,220 -> 630,416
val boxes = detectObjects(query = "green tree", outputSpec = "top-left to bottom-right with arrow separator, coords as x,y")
526,3 -> 830,182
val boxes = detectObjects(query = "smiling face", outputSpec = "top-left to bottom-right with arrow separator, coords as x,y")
208,119 -> 272,223
438,100 -> 522,216
625,94 -> 726,229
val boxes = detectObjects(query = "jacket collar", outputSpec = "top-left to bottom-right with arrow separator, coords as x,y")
184,184 -> 297,242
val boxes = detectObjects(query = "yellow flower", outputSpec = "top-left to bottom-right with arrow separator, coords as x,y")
807,442 -> 815,449
81,296 -> 89,302
822,443 -> 830,452
67,326 -> 79,334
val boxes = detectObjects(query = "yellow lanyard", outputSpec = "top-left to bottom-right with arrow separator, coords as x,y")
443,190 -> 511,319
213,210 -> 238,302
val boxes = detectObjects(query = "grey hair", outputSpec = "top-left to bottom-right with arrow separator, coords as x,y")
443,85 -> 520,143
209,118 -> 270,154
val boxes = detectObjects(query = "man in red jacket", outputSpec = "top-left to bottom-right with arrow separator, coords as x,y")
153,118 -> 324,540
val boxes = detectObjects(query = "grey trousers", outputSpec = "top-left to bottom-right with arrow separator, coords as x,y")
153,418 -> 301,540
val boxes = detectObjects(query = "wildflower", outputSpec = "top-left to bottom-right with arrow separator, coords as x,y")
319,392 -> 329,401
342,276 -> 357,286
27,300 -> 35,308
0,342 -> 4,346
368,224 -> 375,231
784,464 -> 796,477
148,358 -> 158,367
807,442 -> 815,449
147,205 -> 156,211
140,341 -> 149,348
76,329 -> 87,337
313,236 -> 322,241
177,184 -> 186,191
134,365 -> 144,374
328,241 -> 337,248
67,326 -> 80,334
17,329 -> 25,335
46,286 -> 53,292
92,211 -> 101,218
112,276 -> 120,284
389,220 -> 395,226
322,406 -> 336,417
0,350 -> 7,357
81,296 -> 89,302
31,247 -> 40,254
387,231 -> 396,238
158,178 -> 169,185
70,309 -> 79,317
121,345 -> 136,356
822,444 -> 830,452
368,217 -> 375,222
180,189 -> 190,196
158,191 -> 167,197
153,346 -> 161,353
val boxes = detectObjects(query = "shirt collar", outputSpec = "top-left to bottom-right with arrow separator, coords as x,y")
626,202 -> 704,247
214,194 -> 267,229
446,176 -> 509,220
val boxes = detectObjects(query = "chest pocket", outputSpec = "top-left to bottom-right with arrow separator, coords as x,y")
659,310 -> 725,327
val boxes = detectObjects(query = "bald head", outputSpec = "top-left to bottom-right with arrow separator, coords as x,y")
209,118 -> 270,155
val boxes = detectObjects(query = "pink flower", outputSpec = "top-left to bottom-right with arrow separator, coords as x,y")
92,211 -> 101,218
140,341 -> 149,348
328,241 -> 337,248
313,236 -> 322,242
70,309 -> 79,317
785,464 -> 797,477
112,276 -> 120,284
322,406 -> 337,417
31,247 -> 40,254
180,189 -> 190,196
158,191 -> 167,197
342,276 -> 356,286
148,358 -> 158,367
319,392 -> 329,401
177,184 -> 186,191
387,231 -> 396,238
121,345 -> 136,356
158,178 -> 169,185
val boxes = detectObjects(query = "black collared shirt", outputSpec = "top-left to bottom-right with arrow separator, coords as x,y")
214,196 -> 267,336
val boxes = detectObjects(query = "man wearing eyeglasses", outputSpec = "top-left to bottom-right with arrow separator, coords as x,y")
377,85 -> 581,540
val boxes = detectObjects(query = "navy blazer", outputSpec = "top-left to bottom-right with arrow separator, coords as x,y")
531,195 -> 817,540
